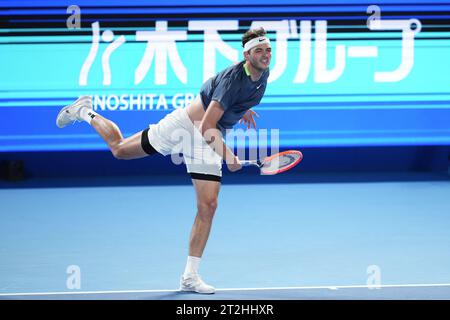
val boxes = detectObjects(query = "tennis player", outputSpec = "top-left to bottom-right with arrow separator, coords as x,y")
56,27 -> 271,294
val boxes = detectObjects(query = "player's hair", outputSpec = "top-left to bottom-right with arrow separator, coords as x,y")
242,27 -> 267,49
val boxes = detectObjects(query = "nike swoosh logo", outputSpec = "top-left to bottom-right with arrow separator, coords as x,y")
256,84 -> 263,89
259,38 -> 265,42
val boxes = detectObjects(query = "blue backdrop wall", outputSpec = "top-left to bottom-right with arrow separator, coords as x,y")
1,1 -> 449,179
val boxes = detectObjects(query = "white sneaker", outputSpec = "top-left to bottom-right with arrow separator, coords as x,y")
180,274 -> 215,294
56,95 -> 93,128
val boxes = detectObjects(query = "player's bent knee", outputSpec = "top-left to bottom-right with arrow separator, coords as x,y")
111,145 -> 128,160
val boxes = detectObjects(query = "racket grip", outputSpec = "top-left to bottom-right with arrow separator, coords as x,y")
240,160 -> 262,167
240,160 -> 258,167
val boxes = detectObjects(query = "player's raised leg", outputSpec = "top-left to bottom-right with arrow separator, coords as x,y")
56,95 -> 152,160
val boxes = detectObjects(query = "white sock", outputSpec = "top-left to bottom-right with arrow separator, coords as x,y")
183,256 -> 201,277
78,107 -> 97,125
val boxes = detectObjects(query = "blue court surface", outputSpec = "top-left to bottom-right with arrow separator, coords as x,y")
1,172 -> 450,300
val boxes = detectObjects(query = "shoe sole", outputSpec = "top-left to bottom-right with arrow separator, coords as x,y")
56,96 -> 93,128
179,287 -> 215,294
56,104 -> 74,128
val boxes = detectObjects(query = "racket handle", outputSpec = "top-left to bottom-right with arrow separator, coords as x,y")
240,160 -> 262,167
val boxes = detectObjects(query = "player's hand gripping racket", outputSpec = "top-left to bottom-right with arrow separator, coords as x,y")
240,150 -> 303,175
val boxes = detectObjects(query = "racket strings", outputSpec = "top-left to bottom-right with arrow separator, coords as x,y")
263,154 -> 298,169
260,151 -> 302,174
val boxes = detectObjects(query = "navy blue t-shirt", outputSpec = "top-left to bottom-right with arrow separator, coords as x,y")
199,60 -> 269,134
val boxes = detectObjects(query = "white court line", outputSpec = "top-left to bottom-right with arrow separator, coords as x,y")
1,283 -> 450,297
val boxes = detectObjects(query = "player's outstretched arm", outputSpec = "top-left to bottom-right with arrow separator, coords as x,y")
199,101 -> 242,172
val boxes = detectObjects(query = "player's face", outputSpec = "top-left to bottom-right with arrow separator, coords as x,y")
248,44 -> 272,71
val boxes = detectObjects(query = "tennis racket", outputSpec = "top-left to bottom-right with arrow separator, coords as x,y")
241,150 -> 303,175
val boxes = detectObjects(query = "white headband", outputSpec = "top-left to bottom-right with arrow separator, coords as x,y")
243,36 -> 271,52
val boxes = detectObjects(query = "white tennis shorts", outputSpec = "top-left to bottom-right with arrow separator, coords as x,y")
143,108 -> 223,181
